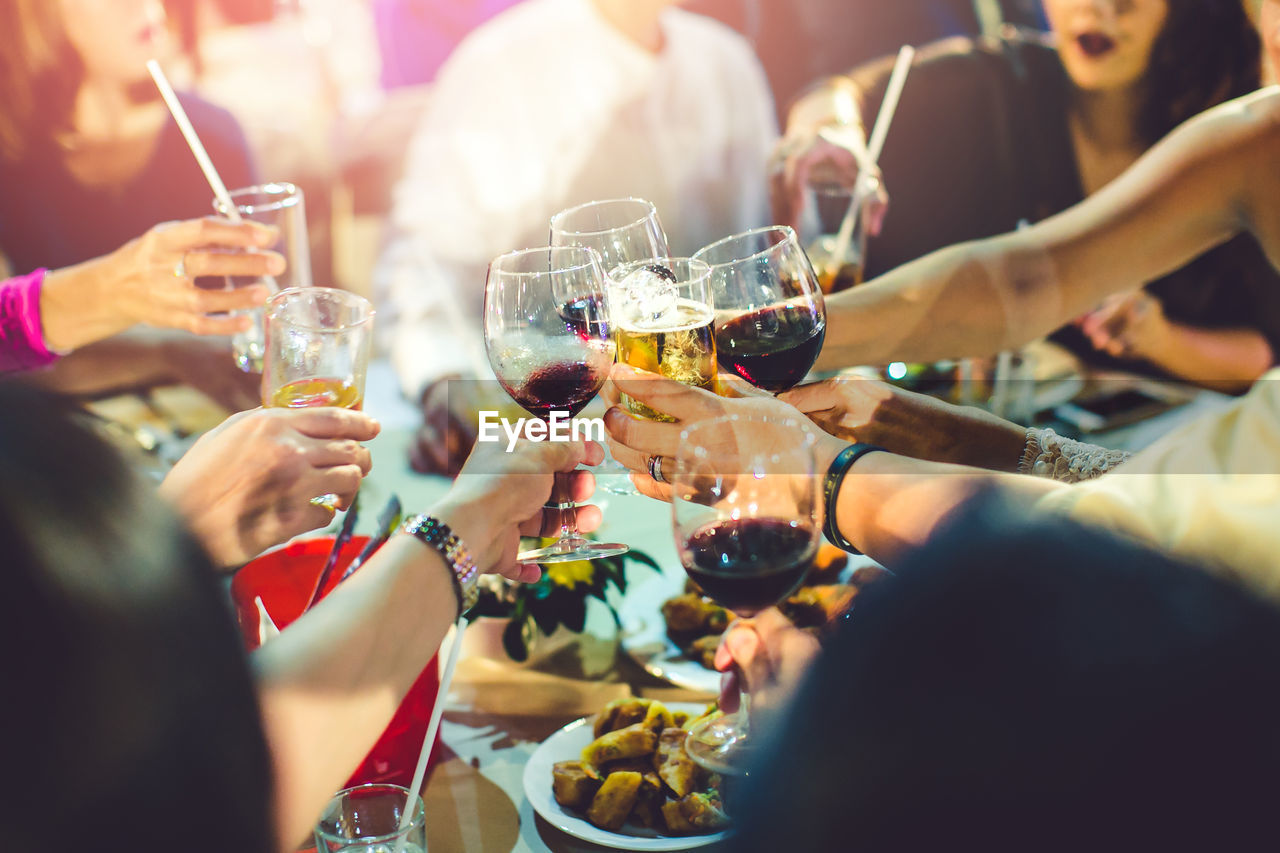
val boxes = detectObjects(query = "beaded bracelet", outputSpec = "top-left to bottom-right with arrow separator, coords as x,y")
401,514 -> 480,616
822,443 -> 887,554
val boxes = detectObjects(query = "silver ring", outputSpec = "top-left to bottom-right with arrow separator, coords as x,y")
173,254 -> 188,279
647,454 -> 667,484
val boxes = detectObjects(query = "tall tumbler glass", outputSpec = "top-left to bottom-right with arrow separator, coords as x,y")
214,182 -> 313,372
262,287 -> 373,411
314,783 -> 425,853
610,257 -> 717,421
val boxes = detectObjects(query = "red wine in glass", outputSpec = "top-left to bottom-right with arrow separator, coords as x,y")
715,304 -> 826,393
498,360 -> 606,422
681,518 -> 817,616
559,292 -> 610,341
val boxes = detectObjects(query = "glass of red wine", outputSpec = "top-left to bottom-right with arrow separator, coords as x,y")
484,246 -> 628,563
671,413 -> 819,773
693,226 -> 827,393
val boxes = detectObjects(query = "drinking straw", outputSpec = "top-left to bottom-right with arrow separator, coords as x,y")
828,45 -> 916,275
146,60 -> 283,294
393,616 -> 469,853
145,60 -> 242,224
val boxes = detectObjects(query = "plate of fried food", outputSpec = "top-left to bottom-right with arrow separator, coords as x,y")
523,698 -> 730,849
619,544 -> 881,693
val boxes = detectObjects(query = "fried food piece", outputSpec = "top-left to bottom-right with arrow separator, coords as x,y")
679,790 -> 730,830
688,633 -> 720,669
582,722 -> 659,766
661,592 -> 730,634
641,700 -> 674,735
653,727 -> 702,797
809,542 -> 850,581
661,799 -> 697,834
587,771 -> 644,832
681,703 -> 719,732
632,786 -> 663,829
602,757 -> 662,793
672,710 -> 690,727
593,698 -> 649,738
551,760 -> 602,811
780,584 -> 856,628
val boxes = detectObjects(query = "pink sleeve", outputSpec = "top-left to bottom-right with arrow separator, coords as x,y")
0,269 -> 61,373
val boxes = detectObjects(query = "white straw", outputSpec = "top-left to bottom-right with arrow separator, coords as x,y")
828,46 -> 916,275
146,60 -> 242,223
867,45 -> 916,164
393,617 -> 469,853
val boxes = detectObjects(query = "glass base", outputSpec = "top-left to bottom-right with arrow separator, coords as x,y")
517,537 -> 629,564
684,710 -> 755,776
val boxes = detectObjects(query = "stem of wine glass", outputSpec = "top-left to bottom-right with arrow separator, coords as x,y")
552,475 -> 581,543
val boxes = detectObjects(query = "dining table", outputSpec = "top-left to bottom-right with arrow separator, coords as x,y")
82,351 -> 1234,853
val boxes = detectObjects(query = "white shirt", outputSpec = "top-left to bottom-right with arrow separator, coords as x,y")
374,0 -> 778,398
1037,370 -> 1280,597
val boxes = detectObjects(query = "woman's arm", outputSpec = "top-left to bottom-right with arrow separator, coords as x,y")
816,89 -> 1280,371
828,451 -> 1066,565
251,438 -> 602,850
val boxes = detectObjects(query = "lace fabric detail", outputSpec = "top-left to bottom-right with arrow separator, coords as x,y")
1017,428 -> 1132,484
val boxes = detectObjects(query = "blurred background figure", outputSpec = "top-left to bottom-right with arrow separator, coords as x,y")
731,498 -> 1280,851
372,0 -> 525,89
376,0 -> 777,474
0,0 -> 255,276
686,0 -> 987,125
164,0 -> 424,289
774,0 -> 1277,389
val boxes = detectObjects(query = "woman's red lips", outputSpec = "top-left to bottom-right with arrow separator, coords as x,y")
1077,32 -> 1117,57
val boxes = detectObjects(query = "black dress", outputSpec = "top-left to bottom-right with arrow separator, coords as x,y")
849,33 -> 1280,374
0,94 -> 256,276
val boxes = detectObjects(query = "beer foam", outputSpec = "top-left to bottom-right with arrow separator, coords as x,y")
615,298 -> 714,333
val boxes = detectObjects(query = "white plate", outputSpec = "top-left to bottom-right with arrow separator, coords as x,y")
522,703 -> 729,850
619,571 -> 723,695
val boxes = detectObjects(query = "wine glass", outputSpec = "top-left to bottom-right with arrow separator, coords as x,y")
671,413 -> 819,774
484,246 -> 628,563
550,198 -> 670,278
610,257 -> 717,421
551,198 -> 670,493
693,226 -> 827,393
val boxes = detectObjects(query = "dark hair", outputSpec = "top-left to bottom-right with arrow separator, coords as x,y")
1135,0 -> 1260,146
0,381 -> 276,853
734,494 -> 1280,851
0,0 -> 84,160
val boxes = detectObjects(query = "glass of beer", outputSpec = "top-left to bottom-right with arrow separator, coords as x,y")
610,258 -> 717,421
262,287 -> 373,411
214,182 -> 313,373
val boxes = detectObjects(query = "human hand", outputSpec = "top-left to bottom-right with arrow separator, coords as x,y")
603,364 -> 846,502
158,407 -> 380,568
41,217 -> 287,351
160,334 -> 265,412
410,377 -> 478,478
1080,292 -> 1170,361
768,129 -> 889,236
431,438 -> 605,584
781,377 -> 1028,471
714,608 -> 822,721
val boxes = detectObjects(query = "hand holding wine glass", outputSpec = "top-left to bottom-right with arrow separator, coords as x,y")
671,412 -> 821,773
483,246 -> 627,563
694,226 -> 827,394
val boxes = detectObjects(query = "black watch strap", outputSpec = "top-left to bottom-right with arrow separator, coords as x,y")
822,443 -> 886,554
